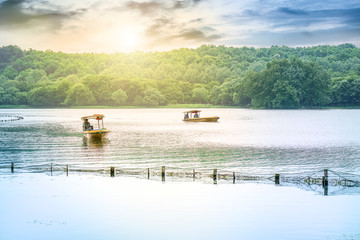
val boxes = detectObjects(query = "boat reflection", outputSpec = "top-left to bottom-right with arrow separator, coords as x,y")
82,137 -> 110,148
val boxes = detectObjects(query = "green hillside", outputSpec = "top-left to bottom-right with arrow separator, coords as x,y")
1,44 -> 359,108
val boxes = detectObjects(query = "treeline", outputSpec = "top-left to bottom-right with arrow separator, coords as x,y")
0,44 -> 359,108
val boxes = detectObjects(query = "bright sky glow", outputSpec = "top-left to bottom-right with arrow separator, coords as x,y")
0,0 -> 359,52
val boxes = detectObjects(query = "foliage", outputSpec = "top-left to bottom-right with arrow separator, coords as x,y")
245,58 -> 331,108
142,88 -> 166,107
331,76 -> 360,105
0,44 -> 359,108
191,87 -> 209,104
111,88 -> 128,106
64,83 -> 96,106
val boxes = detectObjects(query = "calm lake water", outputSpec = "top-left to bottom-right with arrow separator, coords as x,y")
1,108 -> 360,174
1,108 -> 360,240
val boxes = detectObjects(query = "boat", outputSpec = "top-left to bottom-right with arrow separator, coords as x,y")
183,110 -> 219,122
81,114 -> 110,139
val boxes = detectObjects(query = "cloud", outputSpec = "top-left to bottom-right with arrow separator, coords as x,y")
274,7 -> 360,29
144,17 -> 222,46
144,17 -> 175,37
236,26 -> 360,47
225,5 -> 360,33
122,0 -> 206,15
0,0 -> 86,30
124,1 -> 164,15
216,1 -> 360,48
123,0 -> 222,48
277,7 -> 307,16
176,29 -> 221,41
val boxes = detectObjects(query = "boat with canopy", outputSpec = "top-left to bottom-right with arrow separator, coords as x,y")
183,110 -> 219,122
81,114 -> 110,139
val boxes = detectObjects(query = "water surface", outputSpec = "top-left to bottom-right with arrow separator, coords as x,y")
1,108 -> 360,175
1,173 -> 360,240
1,109 -> 360,240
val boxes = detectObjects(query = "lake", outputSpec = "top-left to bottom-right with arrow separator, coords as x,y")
1,108 -> 360,174
1,108 -> 360,239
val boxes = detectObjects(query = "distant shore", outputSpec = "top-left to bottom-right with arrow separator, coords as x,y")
1,104 -> 360,109
0,104 -> 238,109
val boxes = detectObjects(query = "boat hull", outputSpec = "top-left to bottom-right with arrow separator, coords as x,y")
83,129 -> 110,139
183,116 -> 220,122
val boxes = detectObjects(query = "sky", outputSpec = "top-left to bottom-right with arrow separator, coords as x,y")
0,0 -> 359,53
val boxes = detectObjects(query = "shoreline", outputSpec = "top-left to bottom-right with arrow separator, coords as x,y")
1,104 -> 360,110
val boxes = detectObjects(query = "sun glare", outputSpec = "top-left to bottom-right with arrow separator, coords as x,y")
114,28 -> 142,52
123,32 -> 138,46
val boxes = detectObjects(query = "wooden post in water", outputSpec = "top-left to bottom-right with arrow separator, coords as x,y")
193,169 -> 195,180
233,172 -> 236,184
11,162 -> 14,173
275,174 -> 280,184
50,163 -> 53,176
322,169 -> 328,187
147,168 -> 150,179
66,164 -> 68,177
324,185 -> 328,196
161,166 -> 165,181
213,169 -> 217,180
110,167 -> 115,177
213,169 -> 217,184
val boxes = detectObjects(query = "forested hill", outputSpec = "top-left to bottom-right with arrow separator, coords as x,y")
0,44 -> 360,108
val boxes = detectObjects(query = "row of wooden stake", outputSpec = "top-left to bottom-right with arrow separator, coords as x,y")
9,163 -> 330,187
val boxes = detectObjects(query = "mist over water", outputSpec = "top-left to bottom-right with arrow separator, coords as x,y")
1,108 -> 360,175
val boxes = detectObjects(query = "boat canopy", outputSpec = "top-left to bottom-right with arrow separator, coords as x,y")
81,114 -> 105,121
183,110 -> 201,113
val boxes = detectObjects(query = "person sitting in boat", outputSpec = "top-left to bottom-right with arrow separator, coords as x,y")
184,113 -> 189,120
194,112 -> 199,118
83,119 -> 92,131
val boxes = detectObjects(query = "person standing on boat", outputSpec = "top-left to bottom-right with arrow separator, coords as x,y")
83,119 -> 91,131
194,112 -> 199,118
184,113 -> 189,120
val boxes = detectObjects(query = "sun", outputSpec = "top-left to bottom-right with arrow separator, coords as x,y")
122,32 -> 138,47
114,27 -> 142,52
92,25 -> 144,52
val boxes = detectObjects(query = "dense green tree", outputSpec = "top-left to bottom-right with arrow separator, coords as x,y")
0,45 -> 23,71
2,66 -> 18,79
142,88 -> 166,107
0,75 -> 8,87
64,83 -> 96,106
55,79 -> 73,105
14,69 -> 48,91
16,91 -> 28,105
191,87 -> 209,104
28,85 -> 57,106
44,60 -> 58,75
210,86 -> 222,105
0,87 -> 5,104
331,76 -> 360,105
111,88 -> 128,105
82,75 -> 113,105
2,87 -> 20,105
158,80 -> 184,104
0,44 -> 359,108
246,58 -> 330,108
271,80 -> 300,108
